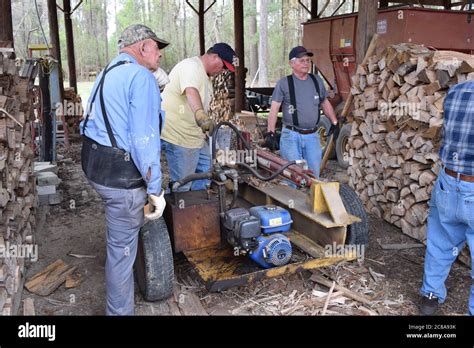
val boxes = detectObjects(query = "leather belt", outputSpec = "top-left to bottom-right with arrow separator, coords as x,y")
284,125 -> 318,135
445,168 -> 474,183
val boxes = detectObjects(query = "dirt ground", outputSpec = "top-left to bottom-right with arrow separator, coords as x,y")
19,137 -> 472,316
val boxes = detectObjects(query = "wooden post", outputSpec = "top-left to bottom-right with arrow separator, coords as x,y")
311,0 -> 318,19
63,0 -> 78,93
356,0 -> 378,64
199,0 -> 205,55
0,0 -> 14,47
234,0 -> 245,113
47,0 -> 64,100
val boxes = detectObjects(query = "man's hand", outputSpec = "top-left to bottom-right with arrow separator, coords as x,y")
195,109 -> 215,135
145,190 -> 166,220
328,121 -> 340,140
263,131 -> 279,151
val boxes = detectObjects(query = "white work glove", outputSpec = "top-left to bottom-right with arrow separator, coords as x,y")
145,191 -> 166,220
153,68 -> 170,90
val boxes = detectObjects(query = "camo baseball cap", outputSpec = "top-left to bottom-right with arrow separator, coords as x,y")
118,24 -> 170,50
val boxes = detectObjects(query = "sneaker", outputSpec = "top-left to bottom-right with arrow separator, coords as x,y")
419,293 -> 439,315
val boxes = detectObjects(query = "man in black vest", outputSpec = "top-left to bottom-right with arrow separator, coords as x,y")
265,46 -> 338,178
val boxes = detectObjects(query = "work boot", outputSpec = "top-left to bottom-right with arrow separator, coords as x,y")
419,293 -> 439,315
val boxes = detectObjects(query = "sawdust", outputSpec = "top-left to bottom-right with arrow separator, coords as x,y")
20,137 -> 472,316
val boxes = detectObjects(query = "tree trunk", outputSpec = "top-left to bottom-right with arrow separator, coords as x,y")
182,0 -> 187,58
103,0 -> 109,64
281,0 -> 289,77
258,0 -> 269,87
249,0 -> 258,85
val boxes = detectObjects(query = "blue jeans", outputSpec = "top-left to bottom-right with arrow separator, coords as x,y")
420,169 -> 474,315
162,140 -> 211,192
279,127 -> 322,179
89,180 -> 147,316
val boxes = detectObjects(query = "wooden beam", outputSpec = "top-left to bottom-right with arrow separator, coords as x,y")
234,0 -> 245,113
47,0 -> 64,100
311,0 -> 318,18
0,0 -> 14,48
199,0 -> 205,55
63,0 -> 78,93
356,0 -> 378,64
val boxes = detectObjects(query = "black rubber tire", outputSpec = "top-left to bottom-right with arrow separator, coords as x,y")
134,217 -> 174,302
339,184 -> 369,247
317,115 -> 336,160
336,123 -> 352,169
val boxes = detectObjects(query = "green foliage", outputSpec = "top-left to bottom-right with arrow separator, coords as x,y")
13,0 -> 319,86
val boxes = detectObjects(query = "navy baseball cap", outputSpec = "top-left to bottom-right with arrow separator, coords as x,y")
210,43 -> 237,72
289,46 -> 314,60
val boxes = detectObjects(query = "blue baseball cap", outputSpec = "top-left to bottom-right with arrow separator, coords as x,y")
209,43 -> 237,72
289,46 -> 314,60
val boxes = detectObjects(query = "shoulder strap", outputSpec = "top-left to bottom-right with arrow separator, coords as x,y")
309,73 -> 322,101
287,75 -> 299,127
82,60 -> 129,148
309,73 -> 322,126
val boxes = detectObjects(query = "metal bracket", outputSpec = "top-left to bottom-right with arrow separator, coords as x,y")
56,0 -> 83,15
186,0 -> 216,14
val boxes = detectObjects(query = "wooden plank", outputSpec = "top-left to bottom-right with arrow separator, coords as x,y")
321,184 -> 351,225
0,287 -> 6,311
24,260 -> 76,296
379,243 -> 424,250
65,273 -> 82,289
167,296 -> 182,316
286,231 -> 328,258
310,273 -> 372,305
177,289 -> 208,316
23,298 -> 35,316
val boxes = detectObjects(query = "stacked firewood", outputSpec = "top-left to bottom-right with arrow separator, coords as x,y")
209,72 -> 233,123
347,43 -> 474,241
0,51 -> 37,315
62,87 -> 83,135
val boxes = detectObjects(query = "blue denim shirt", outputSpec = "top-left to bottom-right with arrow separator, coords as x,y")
80,53 -> 163,194
440,80 -> 474,176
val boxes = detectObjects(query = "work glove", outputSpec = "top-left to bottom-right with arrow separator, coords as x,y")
153,67 -> 170,91
328,121 -> 340,141
145,191 -> 166,221
195,109 -> 215,135
263,131 -> 279,151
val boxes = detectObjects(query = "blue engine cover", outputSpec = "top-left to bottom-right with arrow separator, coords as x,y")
249,234 -> 292,268
249,205 -> 293,234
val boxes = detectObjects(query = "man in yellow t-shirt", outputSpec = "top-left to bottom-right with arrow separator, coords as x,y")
161,43 -> 236,191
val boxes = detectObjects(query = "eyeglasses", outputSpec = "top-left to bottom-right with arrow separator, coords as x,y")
291,57 -> 312,64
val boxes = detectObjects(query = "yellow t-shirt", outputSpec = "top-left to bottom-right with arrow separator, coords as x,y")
161,56 -> 212,149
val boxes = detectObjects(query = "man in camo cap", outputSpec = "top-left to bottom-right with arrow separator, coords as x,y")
118,24 -> 169,52
80,24 -> 170,315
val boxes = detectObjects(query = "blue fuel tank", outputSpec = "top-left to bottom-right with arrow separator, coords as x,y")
249,205 -> 293,234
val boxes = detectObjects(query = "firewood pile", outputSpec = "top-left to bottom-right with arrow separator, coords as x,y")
62,87 -> 83,135
209,72 -> 233,123
347,43 -> 474,241
0,50 -> 37,315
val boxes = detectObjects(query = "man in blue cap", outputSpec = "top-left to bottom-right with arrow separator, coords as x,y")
265,46 -> 338,178
161,43 -> 237,191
